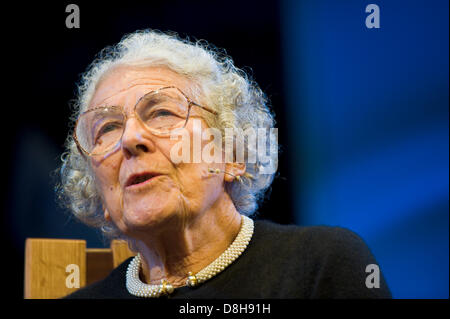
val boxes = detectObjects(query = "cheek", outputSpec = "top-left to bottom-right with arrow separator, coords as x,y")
91,158 -> 122,202
162,121 -> 224,203
174,163 -> 223,208
154,137 -> 177,160
91,156 -> 121,183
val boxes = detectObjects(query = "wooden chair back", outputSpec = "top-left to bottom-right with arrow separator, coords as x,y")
24,238 -> 136,299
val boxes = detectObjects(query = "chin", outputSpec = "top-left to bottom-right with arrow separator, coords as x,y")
120,190 -> 182,236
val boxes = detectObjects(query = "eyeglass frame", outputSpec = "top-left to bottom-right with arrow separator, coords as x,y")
73,85 -> 218,157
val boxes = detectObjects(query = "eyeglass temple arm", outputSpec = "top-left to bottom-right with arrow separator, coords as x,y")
74,137 -> 89,160
190,101 -> 218,115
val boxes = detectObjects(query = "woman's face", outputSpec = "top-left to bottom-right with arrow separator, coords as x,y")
88,65 -> 224,238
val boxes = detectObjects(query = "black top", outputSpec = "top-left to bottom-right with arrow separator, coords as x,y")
64,219 -> 392,299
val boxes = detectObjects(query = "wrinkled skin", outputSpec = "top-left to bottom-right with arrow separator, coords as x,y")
88,65 -> 245,286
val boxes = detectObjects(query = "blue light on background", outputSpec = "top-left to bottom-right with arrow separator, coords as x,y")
282,0 -> 448,298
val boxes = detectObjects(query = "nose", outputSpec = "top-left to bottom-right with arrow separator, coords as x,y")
120,118 -> 155,159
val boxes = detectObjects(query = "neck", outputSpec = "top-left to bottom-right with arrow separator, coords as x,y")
133,193 -> 242,287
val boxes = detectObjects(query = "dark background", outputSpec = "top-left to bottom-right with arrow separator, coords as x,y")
2,0 -> 448,299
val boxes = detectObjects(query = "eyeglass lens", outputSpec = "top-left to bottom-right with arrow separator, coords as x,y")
76,87 -> 190,155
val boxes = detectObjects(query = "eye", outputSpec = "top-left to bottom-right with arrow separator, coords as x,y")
100,123 -> 119,133
152,109 -> 176,117
94,122 -> 122,143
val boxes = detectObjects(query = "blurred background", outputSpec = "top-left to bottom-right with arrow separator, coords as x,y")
2,0 -> 448,299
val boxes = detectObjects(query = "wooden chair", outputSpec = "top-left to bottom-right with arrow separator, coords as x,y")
24,238 -> 136,299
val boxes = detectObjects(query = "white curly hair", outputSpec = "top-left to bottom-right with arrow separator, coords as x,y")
57,29 -> 278,239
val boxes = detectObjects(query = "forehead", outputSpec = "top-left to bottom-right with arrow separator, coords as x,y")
89,65 -> 193,109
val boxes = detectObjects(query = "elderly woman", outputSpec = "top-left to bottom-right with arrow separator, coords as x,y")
58,30 -> 391,298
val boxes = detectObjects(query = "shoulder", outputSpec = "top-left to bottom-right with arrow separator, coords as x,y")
253,219 -> 368,254
252,219 -> 392,298
253,219 -> 380,271
251,219 -> 374,270
63,257 -> 135,299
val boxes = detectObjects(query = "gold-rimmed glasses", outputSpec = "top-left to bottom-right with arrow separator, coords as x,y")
73,86 -> 217,156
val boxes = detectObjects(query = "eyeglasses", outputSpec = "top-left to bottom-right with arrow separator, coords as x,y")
73,86 -> 217,156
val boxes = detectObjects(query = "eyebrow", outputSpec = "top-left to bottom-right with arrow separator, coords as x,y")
140,93 -> 169,103
90,112 -> 119,130
91,91 -> 174,110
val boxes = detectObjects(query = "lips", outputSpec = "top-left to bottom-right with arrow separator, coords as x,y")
125,172 -> 161,188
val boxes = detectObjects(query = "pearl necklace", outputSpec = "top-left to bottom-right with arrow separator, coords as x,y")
126,215 -> 254,298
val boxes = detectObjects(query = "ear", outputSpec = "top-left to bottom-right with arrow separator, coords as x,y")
224,162 -> 246,182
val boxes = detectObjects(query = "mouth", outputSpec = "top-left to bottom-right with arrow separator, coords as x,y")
125,172 -> 162,188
